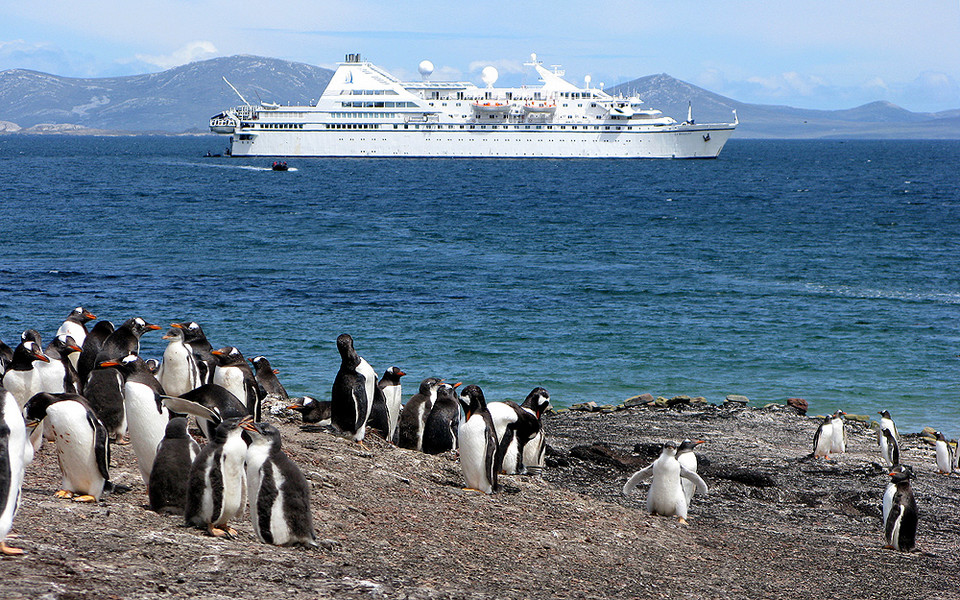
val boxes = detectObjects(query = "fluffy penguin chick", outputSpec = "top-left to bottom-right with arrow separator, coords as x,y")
184,416 -> 250,538
623,441 -> 707,524
149,417 -> 200,515
241,421 -> 317,547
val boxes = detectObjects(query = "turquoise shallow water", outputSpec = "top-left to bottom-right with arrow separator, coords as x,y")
1,135 -> 958,436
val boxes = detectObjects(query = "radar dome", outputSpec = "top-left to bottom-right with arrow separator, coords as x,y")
481,66 -> 499,87
584,74 -> 592,86
418,60 -> 434,79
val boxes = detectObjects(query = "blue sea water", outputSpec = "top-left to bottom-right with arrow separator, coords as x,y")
0,135 -> 958,436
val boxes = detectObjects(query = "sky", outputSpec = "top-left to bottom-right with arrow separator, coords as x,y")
2,1 -> 959,112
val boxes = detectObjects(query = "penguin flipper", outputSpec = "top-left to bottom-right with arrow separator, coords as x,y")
161,396 -> 219,422
680,465 -> 708,495
622,465 -> 653,495
87,410 -> 110,481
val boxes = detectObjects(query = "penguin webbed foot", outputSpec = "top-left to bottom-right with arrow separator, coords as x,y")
678,517 -> 689,525
54,489 -> 74,499
0,541 -> 25,556
207,524 -> 238,539
72,494 -> 98,503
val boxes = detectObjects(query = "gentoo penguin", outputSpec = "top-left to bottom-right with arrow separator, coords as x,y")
94,317 -> 161,364
289,396 -> 331,425
933,431 -> 953,474
161,383 -> 248,440
519,387 -> 552,474
457,384 -> 502,493
486,399 -> 541,475
241,420 -> 317,547
148,417 -> 200,515
0,339 -> 12,375
367,366 -> 405,442
171,322 -> 216,384
0,385 -> 32,555
105,354 -> 169,485
422,382 -> 463,455
676,439 -> 706,506
622,441 -> 708,524
330,334 -> 377,443
1,338 -> 50,409
882,464 -> 912,532
397,377 -> 442,451
83,358 -> 127,443
883,466 -> 918,551
812,415 -> 835,459
37,335 -> 83,394
24,393 -> 110,502
829,410 -> 847,454
156,326 -> 202,398
184,416 -> 250,538
56,307 -> 96,369
878,410 -> 900,442
879,428 -> 900,467
212,346 -> 262,421
249,355 -> 289,406
77,320 -> 114,384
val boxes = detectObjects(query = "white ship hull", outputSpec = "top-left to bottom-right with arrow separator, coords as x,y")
212,53 -> 737,160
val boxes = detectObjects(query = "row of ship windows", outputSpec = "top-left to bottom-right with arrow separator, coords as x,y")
256,123 -> 305,129
324,124 -> 642,131
338,89 -> 399,96
339,102 -> 419,109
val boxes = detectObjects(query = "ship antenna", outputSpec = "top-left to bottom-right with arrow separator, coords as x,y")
222,76 -> 251,107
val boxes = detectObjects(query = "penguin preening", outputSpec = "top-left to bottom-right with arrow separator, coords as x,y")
330,334 -> 377,443
812,415 -> 834,459
56,307 -> 96,369
519,387 -> 551,475
241,420 -> 317,547
184,416 -> 250,538
883,466 -> 918,552
0,385 -> 32,555
622,441 -> 708,524
933,431 -> 954,474
457,384 -> 502,494
367,366 -> 405,443
397,377 -> 442,451
148,417 -> 200,515
422,382 -> 462,455
486,399 -> 541,475
156,326 -> 203,398
212,346 -> 262,422
676,439 -> 705,506
24,393 -> 110,502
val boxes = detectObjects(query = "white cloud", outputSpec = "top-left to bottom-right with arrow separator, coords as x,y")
133,41 -> 219,70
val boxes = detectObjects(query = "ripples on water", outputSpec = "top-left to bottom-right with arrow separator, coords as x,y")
1,136 -> 958,436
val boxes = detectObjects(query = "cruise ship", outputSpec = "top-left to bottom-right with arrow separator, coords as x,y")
209,54 -> 737,159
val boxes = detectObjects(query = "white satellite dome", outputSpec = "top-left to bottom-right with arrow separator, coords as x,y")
481,65 -> 499,87
584,74 -> 592,87
418,60 -> 434,79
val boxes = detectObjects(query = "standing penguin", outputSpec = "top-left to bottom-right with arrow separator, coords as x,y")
829,410 -> 847,454
882,464 -> 912,532
878,410 -> 900,442
397,377 -> 442,451
148,417 -> 200,515
37,335 -> 83,395
422,382 -> 463,455
676,439 -> 706,506
84,359 -> 127,443
172,322 -> 216,384
883,466 -> 918,551
77,320 -> 114,385
457,384 -> 502,494
184,416 -> 251,538
156,326 -> 203,398
486,400 -> 541,475
24,393 -> 110,502
249,355 -> 289,407
812,415 -> 835,459
623,441 -> 708,524
2,339 -> 50,409
105,354 -> 169,484
330,334 -> 377,443
241,420 -> 317,547
0,385 -> 32,555
934,431 -> 954,474
212,346 -> 261,421
367,366 -> 405,442
519,387 -> 552,475
94,317 -> 161,364
56,307 -> 96,369
879,428 -> 900,467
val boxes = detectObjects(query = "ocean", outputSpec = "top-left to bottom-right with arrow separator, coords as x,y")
1,135 -> 958,437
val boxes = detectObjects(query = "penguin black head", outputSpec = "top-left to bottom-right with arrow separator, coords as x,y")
381,366 -> 406,384
121,317 -> 162,337
879,410 -> 892,419
831,410 -> 846,419
145,358 -> 160,374
677,439 -> 705,454
660,441 -> 679,456
417,377 -> 443,395
68,307 -> 97,323
240,420 -> 283,450
162,327 -> 186,342
23,392 -> 60,423
212,346 -> 245,366
436,382 -> 462,403
288,396 -> 331,423
163,417 -> 191,439
336,334 -> 360,365
249,355 -> 272,372
213,416 -> 250,444
101,353 -> 150,376
521,387 -> 552,417
889,464 -> 914,483
171,321 -> 207,344
460,384 -> 487,419
18,340 -> 50,364
88,320 -> 115,340
50,335 -> 83,356
21,329 -> 42,345
935,431 -> 947,442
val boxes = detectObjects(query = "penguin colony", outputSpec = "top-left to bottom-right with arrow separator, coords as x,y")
0,306 -> 951,556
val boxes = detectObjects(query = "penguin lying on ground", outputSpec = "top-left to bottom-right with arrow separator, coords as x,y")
622,441 -> 708,524
289,396 -> 331,426
883,465 -> 918,552
184,416 -> 250,538
0,385 -> 33,555
241,420 -> 317,547
148,417 -> 200,515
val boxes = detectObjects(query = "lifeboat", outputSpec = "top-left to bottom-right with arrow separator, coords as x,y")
472,102 -> 510,114
522,102 -> 556,115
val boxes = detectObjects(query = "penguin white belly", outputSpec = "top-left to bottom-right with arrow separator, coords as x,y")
123,381 -> 169,484
383,386 -> 402,440
213,367 -> 246,403
935,442 -> 952,473
245,446 -> 269,540
814,422 -> 833,458
36,361 -> 67,394
647,459 -> 686,518
46,403 -> 105,498
356,359 -> 377,431
159,342 -> 200,397
878,434 -> 891,465
458,415 -> 493,493
267,468 -> 291,544
882,483 -> 895,531
3,369 -> 43,409
830,419 -> 846,453
0,394 -> 28,539
678,454 -> 699,505
57,322 -> 86,348
217,436 -> 247,525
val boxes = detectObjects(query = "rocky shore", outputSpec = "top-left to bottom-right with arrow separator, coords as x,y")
3,398 -> 959,600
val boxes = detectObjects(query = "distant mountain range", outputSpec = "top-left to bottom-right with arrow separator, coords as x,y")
1,55 -> 958,139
